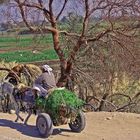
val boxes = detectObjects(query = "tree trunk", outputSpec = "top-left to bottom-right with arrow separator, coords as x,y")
57,61 -> 73,88
98,93 -> 109,111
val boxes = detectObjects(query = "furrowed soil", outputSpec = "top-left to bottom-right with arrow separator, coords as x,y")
0,112 -> 140,140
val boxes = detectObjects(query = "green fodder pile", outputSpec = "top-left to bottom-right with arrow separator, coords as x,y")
36,88 -> 85,120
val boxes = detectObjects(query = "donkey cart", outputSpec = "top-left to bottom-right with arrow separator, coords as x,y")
0,82 -> 86,138
35,89 -> 86,138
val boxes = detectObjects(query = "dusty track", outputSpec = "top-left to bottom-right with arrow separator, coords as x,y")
0,112 -> 140,140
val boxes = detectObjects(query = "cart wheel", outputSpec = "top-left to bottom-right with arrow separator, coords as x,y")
69,111 -> 86,133
36,113 -> 53,138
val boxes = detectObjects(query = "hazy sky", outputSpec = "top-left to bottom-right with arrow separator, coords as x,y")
0,0 -> 84,24
0,0 -> 138,24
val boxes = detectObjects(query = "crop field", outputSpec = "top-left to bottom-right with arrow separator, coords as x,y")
0,20 -> 137,63
0,33 -> 58,62
0,49 -> 58,62
0,33 -> 53,48
0,22 -> 114,63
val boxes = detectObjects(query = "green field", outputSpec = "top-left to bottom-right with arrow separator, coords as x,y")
0,20 -> 135,63
0,34 -> 53,48
0,21 -> 109,63
0,33 -> 57,62
0,49 -> 58,62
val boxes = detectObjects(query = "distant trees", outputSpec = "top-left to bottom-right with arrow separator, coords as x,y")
0,0 -> 6,4
0,0 -> 9,4
0,23 -> 8,31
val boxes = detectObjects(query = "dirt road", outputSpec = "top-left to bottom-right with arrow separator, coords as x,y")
0,112 -> 140,140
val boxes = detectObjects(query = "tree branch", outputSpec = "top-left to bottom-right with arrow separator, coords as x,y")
22,0 -> 51,22
49,0 -> 56,25
21,2 -> 43,10
56,0 -> 68,21
81,0 -> 90,36
59,30 -> 80,37
87,29 -> 111,42
37,0 -> 51,22
15,0 -> 35,31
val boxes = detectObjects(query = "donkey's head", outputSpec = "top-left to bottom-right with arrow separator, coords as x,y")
0,67 -> 21,95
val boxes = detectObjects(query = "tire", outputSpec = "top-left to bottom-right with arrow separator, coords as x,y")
69,111 -> 86,133
36,113 -> 53,138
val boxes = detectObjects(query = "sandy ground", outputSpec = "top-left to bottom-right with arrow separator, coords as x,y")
0,112 -> 140,140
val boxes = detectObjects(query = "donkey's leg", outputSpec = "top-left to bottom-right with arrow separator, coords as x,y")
24,111 -> 32,125
9,94 -> 24,122
2,95 -> 7,113
1,98 -> 5,113
6,94 -> 11,114
15,104 -> 24,122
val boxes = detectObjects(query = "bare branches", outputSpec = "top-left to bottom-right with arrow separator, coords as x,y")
0,0 -> 140,112
87,29 -> 111,42
56,0 -> 68,21
49,0 -> 55,25
15,0 -> 35,31
21,2 -> 43,10
81,0 -> 90,36
59,30 -> 80,37
37,0 -> 43,7
9,0 -> 140,91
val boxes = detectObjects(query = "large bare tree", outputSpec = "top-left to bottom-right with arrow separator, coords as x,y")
1,0 -> 140,88
0,0 -> 140,113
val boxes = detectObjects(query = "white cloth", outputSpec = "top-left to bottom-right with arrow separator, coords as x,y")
42,65 -> 53,75
33,84 -> 47,97
32,86 -> 41,92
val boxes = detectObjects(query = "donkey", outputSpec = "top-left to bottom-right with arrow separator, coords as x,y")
0,76 -> 39,124
0,78 -> 24,123
0,64 -> 42,124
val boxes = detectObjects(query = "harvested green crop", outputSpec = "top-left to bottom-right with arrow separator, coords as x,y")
35,88 -> 85,121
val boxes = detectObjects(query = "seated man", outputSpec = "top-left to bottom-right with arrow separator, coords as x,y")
33,64 -> 56,97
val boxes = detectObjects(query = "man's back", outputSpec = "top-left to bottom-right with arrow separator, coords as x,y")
35,72 -> 56,90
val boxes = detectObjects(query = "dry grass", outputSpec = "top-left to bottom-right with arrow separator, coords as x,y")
0,61 -> 18,81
